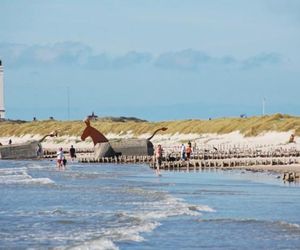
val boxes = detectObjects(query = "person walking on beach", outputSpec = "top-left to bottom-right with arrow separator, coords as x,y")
8,139 -> 12,145
155,144 -> 163,176
181,144 -> 186,160
56,147 -> 65,169
69,145 -> 76,161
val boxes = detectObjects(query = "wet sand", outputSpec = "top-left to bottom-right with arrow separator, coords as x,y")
236,164 -> 300,174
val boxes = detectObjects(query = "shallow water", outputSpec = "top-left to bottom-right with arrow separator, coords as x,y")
0,160 -> 300,249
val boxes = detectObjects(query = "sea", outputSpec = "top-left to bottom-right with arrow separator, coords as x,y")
1,160 -> 300,250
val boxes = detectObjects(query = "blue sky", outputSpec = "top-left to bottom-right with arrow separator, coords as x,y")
0,0 -> 299,121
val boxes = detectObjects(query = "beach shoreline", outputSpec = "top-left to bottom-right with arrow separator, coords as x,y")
151,159 -> 300,180
1,131 -> 300,178
233,164 -> 300,174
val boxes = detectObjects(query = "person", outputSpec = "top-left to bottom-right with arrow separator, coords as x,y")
8,139 -> 12,145
69,145 -> 76,161
62,157 -> 67,167
56,147 -> 64,169
288,134 -> 296,143
186,143 -> 192,160
180,144 -> 186,160
155,144 -> 163,176
193,142 -> 197,153
36,144 -> 43,157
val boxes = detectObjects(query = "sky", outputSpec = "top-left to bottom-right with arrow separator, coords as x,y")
0,0 -> 299,121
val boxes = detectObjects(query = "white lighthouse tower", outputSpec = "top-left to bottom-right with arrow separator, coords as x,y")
0,60 -> 5,119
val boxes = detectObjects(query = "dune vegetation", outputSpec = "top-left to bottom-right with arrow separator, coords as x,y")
0,113 -> 300,138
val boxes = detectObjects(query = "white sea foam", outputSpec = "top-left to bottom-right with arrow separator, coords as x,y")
102,191 -> 215,243
0,167 -> 27,175
131,194 -> 215,221
27,163 -> 50,170
0,167 -> 54,185
103,220 -> 161,242
0,166 -> 214,248
193,204 -> 216,212
66,238 -> 119,250
278,221 -> 300,229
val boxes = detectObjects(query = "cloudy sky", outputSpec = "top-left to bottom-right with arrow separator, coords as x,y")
0,0 -> 299,121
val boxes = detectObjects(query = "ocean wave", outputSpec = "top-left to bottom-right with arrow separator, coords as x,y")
0,167 -> 54,185
198,218 -> 300,231
0,167 -> 27,175
33,210 -> 154,249
278,221 -> 300,230
27,163 -> 52,170
38,195 -> 213,244
101,191 -> 215,243
59,170 -> 120,180
37,209 -> 95,217
0,166 -> 215,248
133,193 -> 215,220
188,204 -> 216,212
123,188 -> 215,213
103,220 -> 161,242
58,238 -> 119,250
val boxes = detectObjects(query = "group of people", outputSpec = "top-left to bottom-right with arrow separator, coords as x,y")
180,141 -> 193,160
56,145 -> 76,169
0,139 -> 12,146
154,141 -> 194,175
56,142 -> 192,174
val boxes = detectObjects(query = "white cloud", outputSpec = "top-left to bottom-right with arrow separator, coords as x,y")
155,49 -> 211,70
0,42 -> 281,70
241,53 -> 281,69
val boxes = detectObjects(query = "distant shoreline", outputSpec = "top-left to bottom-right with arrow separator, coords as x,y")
1,115 -> 300,180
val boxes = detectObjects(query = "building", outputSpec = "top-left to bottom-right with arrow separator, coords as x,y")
0,60 -> 5,119
87,111 -> 98,121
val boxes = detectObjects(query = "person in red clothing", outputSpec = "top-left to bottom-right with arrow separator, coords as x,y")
186,141 -> 192,160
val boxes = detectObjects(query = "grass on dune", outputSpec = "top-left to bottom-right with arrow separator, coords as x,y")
0,113 -> 300,138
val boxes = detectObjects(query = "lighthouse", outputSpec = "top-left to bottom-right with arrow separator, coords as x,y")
0,60 -> 5,119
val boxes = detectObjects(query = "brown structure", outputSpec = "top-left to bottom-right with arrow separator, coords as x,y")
81,119 -> 109,145
81,119 -> 167,158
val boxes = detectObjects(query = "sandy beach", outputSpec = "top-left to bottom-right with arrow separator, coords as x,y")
1,130 -> 300,175
1,130 -> 299,150
237,164 -> 300,174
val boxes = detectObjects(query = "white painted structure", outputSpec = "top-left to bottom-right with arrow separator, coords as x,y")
0,60 -> 5,119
